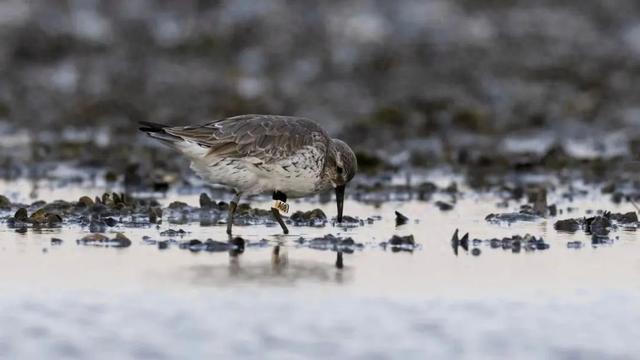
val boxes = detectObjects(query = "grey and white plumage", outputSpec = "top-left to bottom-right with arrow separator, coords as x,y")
139,114 -> 357,234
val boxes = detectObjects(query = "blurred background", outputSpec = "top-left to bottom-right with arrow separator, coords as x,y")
2,0 -> 640,178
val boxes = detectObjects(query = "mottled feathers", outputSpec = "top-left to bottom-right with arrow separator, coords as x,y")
156,114 -> 331,164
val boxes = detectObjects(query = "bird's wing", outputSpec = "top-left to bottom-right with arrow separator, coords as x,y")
164,115 -> 331,163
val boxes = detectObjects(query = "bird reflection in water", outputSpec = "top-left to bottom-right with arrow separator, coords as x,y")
187,242 -> 349,286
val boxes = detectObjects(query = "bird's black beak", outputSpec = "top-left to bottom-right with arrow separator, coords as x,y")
336,185 -> 345,223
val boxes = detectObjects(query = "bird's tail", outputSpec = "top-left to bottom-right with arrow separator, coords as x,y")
138,121 -> 181,145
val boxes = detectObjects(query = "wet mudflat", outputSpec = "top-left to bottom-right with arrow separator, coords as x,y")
1,174 -> 640,358
2,182 -> 640,293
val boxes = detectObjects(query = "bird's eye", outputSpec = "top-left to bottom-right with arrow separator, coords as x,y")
337,166 -> 343,174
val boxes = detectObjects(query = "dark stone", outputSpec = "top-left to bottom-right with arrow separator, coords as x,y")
78,233 -> 109,244
395,211 -> 409,226
230,237 -> 245,251
586,216 -> 610,236
217,201 -> 229,211
180,239 -> 204,251
471,248 -> 481,256
89,220 -> 106,233
204,239 -> 231,252
554,219 -> 580,232
389,235 -> 415,246
459,232 -> 469,251
51,238 -> 63,245
435,201 -> 454,211
535,242 -> 550,250
90,203 -> 108,214
199,193 -> 214,209
0,195 -> 10,208
104,217 -> 117,227
168,201 -> 189,209
29,209 -> 48,224
339,215 -> 359,223
77,196 -> 94,207
417,182 -> 438,200
113,233 -> 132,248
451,229 -> 459,255
291,209 -> 327,225
45,214 -> 63,224
601,183 -> 616,194
512,240 -> 521,253
14,208 -> 28,221
611,192 -> 624,204
149,207 -> 162,224
610,212 -> 638,224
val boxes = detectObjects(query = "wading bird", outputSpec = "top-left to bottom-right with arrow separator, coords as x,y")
139,115 -> 357,235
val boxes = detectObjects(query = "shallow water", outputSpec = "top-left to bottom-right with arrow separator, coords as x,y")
1,179 -> 639,358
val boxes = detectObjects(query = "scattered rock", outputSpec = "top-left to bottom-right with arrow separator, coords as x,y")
334,215 -> 362,227
199,193 -> 214,209
381,234 -> 417,252
601,183 -> 616,194
451,229 -> 470,255
14,208 -> 28,222
77,233 -> 131,248
395,211 -> 409,226
113,233 -> 132,247
168,201 -> 189,209
290,209 -> 327,226
45,213 -> 63,225
586,216 -> 610,236
554,219 -> 580,232
527,187 -> 547,215
389,235 -> 415,246
229,237 -> 246,252
417,182 -> 438,200
609,211 -> 638,224
51,238 -> 63,245
149,207 -> 162,223
160,229 -> 188,237
77,233 -> 108,244
89,220 -> 106,233
0,195 -> 10,209
435,201 -> 454,211
77,196 -> 94,207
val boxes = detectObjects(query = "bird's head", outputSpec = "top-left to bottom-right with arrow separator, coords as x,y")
326,139 -> 357,223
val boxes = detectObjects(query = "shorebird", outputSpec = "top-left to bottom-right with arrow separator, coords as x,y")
139,114 -> 357,235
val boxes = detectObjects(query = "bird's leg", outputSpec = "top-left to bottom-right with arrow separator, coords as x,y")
227,192 -> 241,235
271,191 -> 289,234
